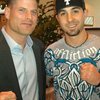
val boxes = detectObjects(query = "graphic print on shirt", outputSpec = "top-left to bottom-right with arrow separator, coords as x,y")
44,47 -> 100,100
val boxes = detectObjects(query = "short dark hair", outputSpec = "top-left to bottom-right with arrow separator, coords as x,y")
5,0 -> 39,6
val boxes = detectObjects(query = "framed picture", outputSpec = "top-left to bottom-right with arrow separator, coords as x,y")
84,16 -> 94,26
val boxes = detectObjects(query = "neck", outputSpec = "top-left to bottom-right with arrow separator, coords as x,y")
5,25 -> 27,48
65,30 -> 88,48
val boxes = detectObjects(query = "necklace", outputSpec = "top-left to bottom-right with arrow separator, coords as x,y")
65,33 -> 89,48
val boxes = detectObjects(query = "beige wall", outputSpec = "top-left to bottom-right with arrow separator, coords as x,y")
40,0 -> 100,28
85,0 -> 100,28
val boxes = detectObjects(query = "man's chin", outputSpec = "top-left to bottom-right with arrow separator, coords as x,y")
66,31 -> 80,36
62,27 -> 80,36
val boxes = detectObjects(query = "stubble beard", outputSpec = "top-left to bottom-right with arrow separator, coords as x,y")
65,22 -> 84,37
65,29 -> 80,37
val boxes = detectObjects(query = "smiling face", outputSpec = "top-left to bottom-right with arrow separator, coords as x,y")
56,6 -> 87,37
5,0 -> 38,37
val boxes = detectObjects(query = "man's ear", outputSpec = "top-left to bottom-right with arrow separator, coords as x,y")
4,6 -> 10,20
84,9 -> 88,18
56,15 -> 59,22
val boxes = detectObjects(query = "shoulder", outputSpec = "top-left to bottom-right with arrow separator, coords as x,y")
32,37 -> 44,49
46,38 -> 64,50
32,37 -> 44,45
89,32 -> 100,38
90,33 -> 100,42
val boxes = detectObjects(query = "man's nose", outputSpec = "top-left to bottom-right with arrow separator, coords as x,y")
26,12 -> 32,19
67,13 -> 73,22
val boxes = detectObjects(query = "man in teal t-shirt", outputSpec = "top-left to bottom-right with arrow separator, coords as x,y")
44,0 -> 100,100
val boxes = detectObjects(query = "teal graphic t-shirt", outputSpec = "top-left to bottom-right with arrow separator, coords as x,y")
44,34 -> 100,100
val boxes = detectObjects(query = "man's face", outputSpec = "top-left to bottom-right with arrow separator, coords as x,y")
56,6 -> 87,36
5,0 -> 38,36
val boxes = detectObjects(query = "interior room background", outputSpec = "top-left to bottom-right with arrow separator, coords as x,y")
0,0 -> 100,47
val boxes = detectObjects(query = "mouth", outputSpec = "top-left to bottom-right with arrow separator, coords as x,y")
22,23 -> 32,27
68,24 -> 77,30
20,23 -> 34,32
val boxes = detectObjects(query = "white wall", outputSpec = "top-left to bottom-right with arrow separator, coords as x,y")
85,0 -> 100,28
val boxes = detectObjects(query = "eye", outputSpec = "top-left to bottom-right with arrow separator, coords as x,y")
31,10 -> 38,16
59,11 -> 66,16
18,8 -> 26,13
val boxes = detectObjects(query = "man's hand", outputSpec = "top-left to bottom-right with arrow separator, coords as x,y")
80,63 -> 100,85
0,91 -> 16,100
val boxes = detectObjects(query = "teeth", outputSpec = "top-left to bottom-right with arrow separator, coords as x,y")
69,25 -> 77,29
69,25 -> 76,27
